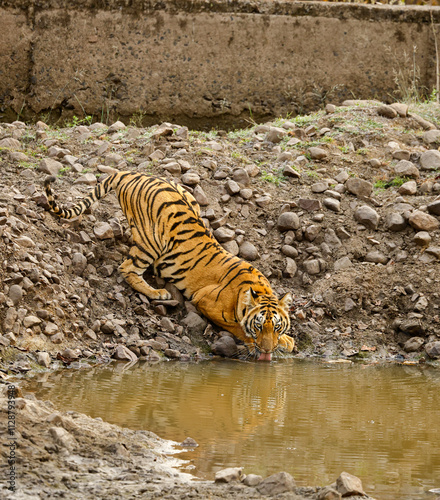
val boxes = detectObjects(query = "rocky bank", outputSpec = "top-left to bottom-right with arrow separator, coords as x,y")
1,99 -> 440,497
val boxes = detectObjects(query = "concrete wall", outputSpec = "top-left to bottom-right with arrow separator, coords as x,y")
0,0 -> 439,127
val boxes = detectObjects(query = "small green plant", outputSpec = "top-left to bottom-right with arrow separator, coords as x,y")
66,115 -> 93,127
260,168 -> 286,186
57,167 -> 70,177
374,176 -> 410,190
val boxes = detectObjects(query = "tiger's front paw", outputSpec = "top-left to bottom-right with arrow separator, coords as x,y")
150,288 -> 172,300
279,334 -> 295,352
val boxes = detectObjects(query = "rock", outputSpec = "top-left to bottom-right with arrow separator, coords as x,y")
317,486 -> 342,500
243,474 -> 263,487
257,471 -> 296,496
107,120 -> 126,133
345,178 -> 373,197
323,198 -> 340,212
39,158 -> 64,175
181,172 -> 200,186
334,256 -> 353,271
15,236 -> 36,248
281,245 -> 298,258
44,322 -> 59,336
427,200 -> 440,216
414,231 -> 431,247
222,240 -> 239,255
182,311 -> 207,332
422,130 -> 440,144
284,257 -> 297,277
180,437 -> 198,447
277,212 -> 300,231
94,222 -> 114,239
398,180 -> 417,195
265,127 -> 287,143
298,198 -> 321,211
214,227 -> 235,242
309,147 -> 327,160
420,150 -> 440,170
192,185 -> 209,206
399,319 -> 424,335
9,285 -> 23,306
377,104 -> 397,118
212,336 -> 238,358
239,241 -> 259,261
390,102 -> 408,117
303,259 -> 320,275
164,349 -> 181,359
393,149 -> 411,161
215,467 -> 243,483
71,252 -> 87,274
255,195 -> 271,207
403,337 -> 424,353
113,345 -> 138,362
49,427 -> 76,450
311,182 -> 329,193
73,173 -> 97,185
365,251 -> 388,264
232,168 -> 250,186
393,160 -> 419,178
385,212 -> 406,232
23,316 -> 42,328
335,471 -> 365,497
0,138 -> 21,149
408,211 -> 439,231
36,351 -> 51,367
304,224 -> 321,241
162,161 -> 181,174
354,205 -> 380,229
425,341 -> 440,358
282,165 -> 300,178
225,180 -> 241,195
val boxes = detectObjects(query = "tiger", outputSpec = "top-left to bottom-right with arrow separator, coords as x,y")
44,171 -> 295,361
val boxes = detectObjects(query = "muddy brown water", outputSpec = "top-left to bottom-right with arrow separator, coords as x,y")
24,359 -> 440,499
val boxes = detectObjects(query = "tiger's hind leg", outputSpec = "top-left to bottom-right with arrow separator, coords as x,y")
119,249 -> 172,301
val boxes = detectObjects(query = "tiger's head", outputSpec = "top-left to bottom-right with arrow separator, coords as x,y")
240,288 -> 293,361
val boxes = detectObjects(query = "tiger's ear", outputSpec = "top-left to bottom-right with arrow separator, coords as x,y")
279,292 -> 293,312
243,287 -> 258,308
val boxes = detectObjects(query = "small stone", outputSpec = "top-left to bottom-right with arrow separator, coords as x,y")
393,160 -> 419,179
181,172 -> 200,186
420,150 -> 440,170
298,198 -> 321,211
282,165 -> 301,178
317,486 -> 342,500
334,256 -> 353,271
427,200 -> 440,216
257,472 -> 296,496
354,205 -> 380,229
162,161 -> 181,174
215,467 -> 243,483
335,471 -> 365,497
408,211 -> 439,231
192,185 -> 209,206
232,168 -> 250,186
15,236 -> 36,248
0,138 -> 21,149
265,127 -> 287,143
398,180 -> 417,195
94,222 -> 114,240
182,311 -> 207,332
149,150 -> 165,161
239,241 -> 259,261
303,259 -> 320,275
49,427 -> 76,450
23,316 -> 42,328
180,437 -> 198,447
214,227 -> 235,242
212,336 -> 238,358
255,195 -> 271,207
9,285 -> 23,306
36,352 -> 51,368
400,319 -> 424,335
309,147 -> 327,160
107,120 -> 126,133
365,251 -> 388,264
325,104 -> 336,113
71,252 -> 87,274
284,257 -> 297,277
113,345 -> 138,362
225,180 -> 240,195
281,245 -> 298,258
345,178 -> 373,197
385,212 -> 406,232
323,198 -> 340,212
414,231 -> 431,247
390,102 -> 408,117
403,337 -> 424,353
422,129 -> 440,145
243,474 -> 263,487
311,182 -> 329,193
104,153 -> 124,166
44,322 -> 59,336
73,173 -> 97,185
277,212 -> 300,231
222,240 -> 239,255
164,348 -> 181,359
369,158 -> 382,168
377,105 -> 397,118
425,341 -> 440,358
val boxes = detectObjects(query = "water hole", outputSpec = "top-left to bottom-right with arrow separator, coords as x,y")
24,359 -> 440,499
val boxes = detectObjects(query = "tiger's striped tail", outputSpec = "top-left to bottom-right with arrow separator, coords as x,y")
44,174 -> 118,219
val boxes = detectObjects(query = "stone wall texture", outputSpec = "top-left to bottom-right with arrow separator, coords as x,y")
0,0 -> 439,127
